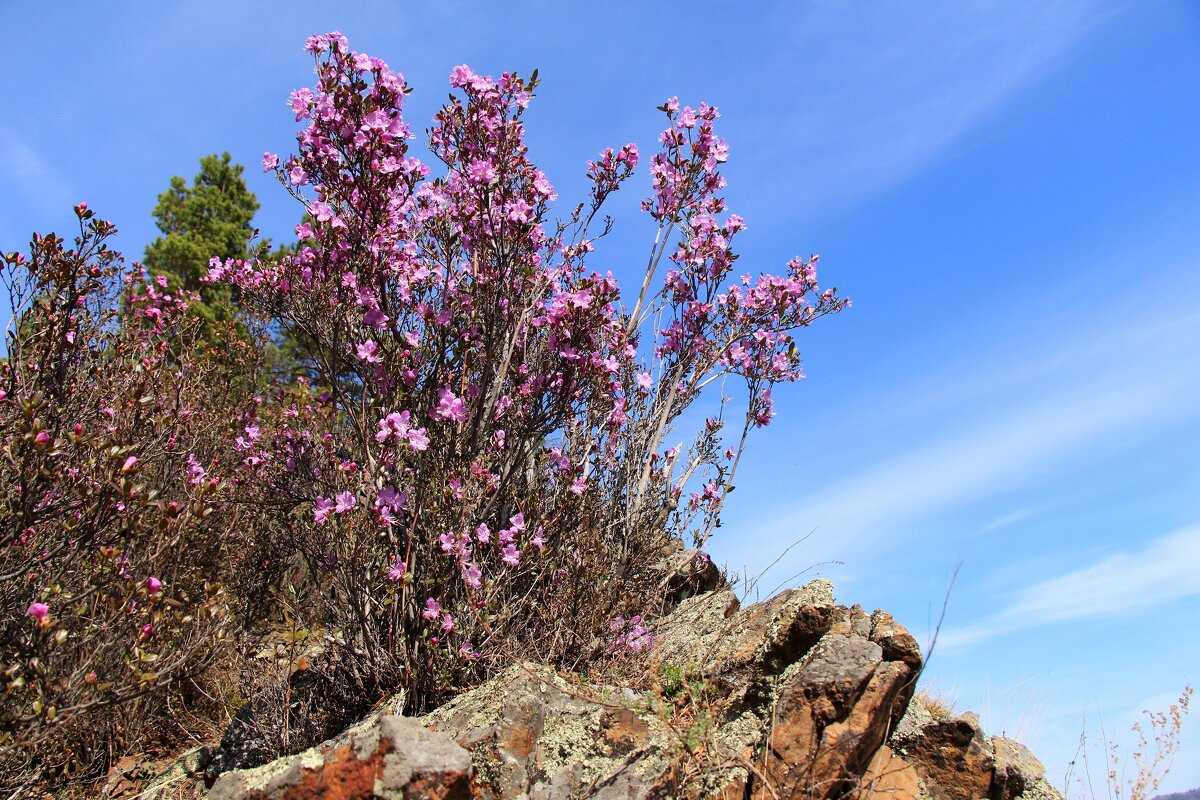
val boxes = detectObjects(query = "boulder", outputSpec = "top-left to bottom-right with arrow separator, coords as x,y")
653,542 -> 728,607
991,737 -> 1048,800
423,662 -> 679,800
752,605 -> 920,799
416,580 -> 903,800
890,698 -> 1061,800
138,745 -> 212,799
652,583 -> 922,799
849,745 -> 924,800
651,579 -> 840,708
208,714 -> 471,800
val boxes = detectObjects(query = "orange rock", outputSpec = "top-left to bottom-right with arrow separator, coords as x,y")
850,746 -> 922,800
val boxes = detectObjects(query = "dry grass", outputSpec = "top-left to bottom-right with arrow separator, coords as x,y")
916,685 -> 959,721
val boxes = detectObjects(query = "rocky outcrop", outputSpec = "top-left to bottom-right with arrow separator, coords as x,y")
168,580 -> 1062,800
208,715 -> 471,799
648,582 -> 924,799
890,697 -> 1058,800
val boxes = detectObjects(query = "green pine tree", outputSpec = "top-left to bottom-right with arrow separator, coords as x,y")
143,153 -> 260,332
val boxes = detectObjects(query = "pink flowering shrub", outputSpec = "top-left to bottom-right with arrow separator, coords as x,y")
210,33 -> 846,714
0,208 -> 259,785
0,33 -> 847,787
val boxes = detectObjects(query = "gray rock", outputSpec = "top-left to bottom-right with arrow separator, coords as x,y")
208,714 -> 472,799
891,706 -> 1058,800
758,619 -> 917,800
651,579 -> 841,707
992,736 -> 1048,800
1019,777 -> 1066,800
139,745 -> 212,799
654,544 -> 728,606
195,578 -> 1065,800
423,662 -> 679,800
891,694 -> 935,752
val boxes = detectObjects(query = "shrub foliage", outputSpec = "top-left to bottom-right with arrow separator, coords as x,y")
0,32 -> 845,790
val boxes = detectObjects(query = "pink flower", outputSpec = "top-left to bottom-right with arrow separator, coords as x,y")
376,485 -> 407,511
356,340 -> 379,363
262,152 -> 279,171
611,615 -> 655,653
313,496 -> 334,524
422,597 -> 441,620
33,431 -> 50,450
501,543 -> 521,567
448,64 -> 474,88
335,491 -> 356,513
458,641 -> 479,660
27,602 -> 48,622
440,613 -> 455,632
636,372 -> 653,390
434,386 -> 468,424
462,562 -> 482,590
120,455 -> 139,473
387,557 -> 407,581
406,428 -> 430,451
474,523 -> 491,543
376,410 -> 411,443
467,159 -> 497,185
533,173 -> 556,200
146,577 -> 162,595
363,308 -> 389,330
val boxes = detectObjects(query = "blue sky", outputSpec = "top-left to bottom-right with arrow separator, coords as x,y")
3,1 -> 1198,792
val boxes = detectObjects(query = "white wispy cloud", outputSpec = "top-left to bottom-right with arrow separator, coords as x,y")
939,525 -> 1200,649
744,378 -> 1186,562
730,302 -> 1200,580
742,0 -> 1128,223
980,509 -> 1036,534
0,129 -> 74,218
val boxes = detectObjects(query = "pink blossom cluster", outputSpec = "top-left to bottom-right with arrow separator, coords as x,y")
609,614 -> 654,653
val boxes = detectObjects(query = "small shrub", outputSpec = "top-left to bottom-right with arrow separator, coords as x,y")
0,209 -> 258,788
